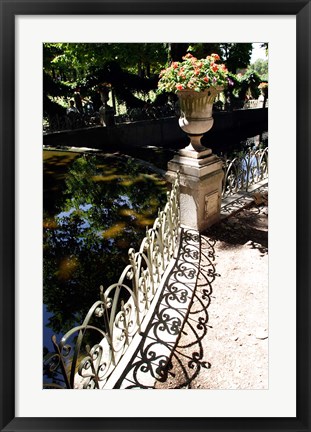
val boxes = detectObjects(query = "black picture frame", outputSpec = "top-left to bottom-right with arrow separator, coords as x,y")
1,0 -> 310,431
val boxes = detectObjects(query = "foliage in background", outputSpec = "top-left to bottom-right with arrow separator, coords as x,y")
235,70 -> 262,100
248,58 -> 268,81
172,42 -> 252,72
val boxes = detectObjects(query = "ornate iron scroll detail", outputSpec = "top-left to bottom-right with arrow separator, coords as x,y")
44,175 -> 180,389
222,147 -> 268,198
155,235 -> 219,388
111,230 -> 218,389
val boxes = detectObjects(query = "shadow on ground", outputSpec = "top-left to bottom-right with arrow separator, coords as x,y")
155,236 -> 219,389
206,202 -> 268,254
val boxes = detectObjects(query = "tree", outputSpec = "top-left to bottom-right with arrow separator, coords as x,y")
169,43 -> 252,74
249,58 -> 268,81
43,43 -> 169,113
260,42 -> 269,56
236,70 -> 262,100
187,43 -> 224,60
44,43 -> 168,82
220,43 -> 253,73
167,43 -> 190,62
43,44 -> 73,116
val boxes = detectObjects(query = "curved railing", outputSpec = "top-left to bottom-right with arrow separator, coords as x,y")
222,147 -> 268,198
44,176 -> 180,389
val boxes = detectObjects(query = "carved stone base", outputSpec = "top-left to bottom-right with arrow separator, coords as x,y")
166,152 -> 224,232
178,144 -> 212,159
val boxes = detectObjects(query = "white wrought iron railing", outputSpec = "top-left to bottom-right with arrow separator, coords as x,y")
44,175 -> 180,389
222,147 -> 268,198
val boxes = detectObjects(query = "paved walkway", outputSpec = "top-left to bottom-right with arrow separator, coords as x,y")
155,186 -> 268,389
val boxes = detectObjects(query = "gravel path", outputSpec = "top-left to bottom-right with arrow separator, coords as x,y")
155,197 -> 268,390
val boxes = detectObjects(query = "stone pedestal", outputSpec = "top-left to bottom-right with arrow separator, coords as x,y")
166,149 -> 224,232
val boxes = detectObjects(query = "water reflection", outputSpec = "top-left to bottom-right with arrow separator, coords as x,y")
43,153 -> 168,351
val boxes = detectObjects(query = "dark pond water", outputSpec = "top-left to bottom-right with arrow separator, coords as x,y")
43,151 -> 169,356
43,129 -> 268,382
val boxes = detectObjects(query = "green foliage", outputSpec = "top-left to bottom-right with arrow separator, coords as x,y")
83,60 -> 159,108
177,43 -> 253,74
43,42 -> 263,116
43,43 -> 169,112
249,58 -> 268,81
260,42 -> 269,56
43,71 -> 72,116
222,68 -> 263,110
44,43 -> 167,82
187,43 -> 223,59
235,69 -> 262,100
220,43 -> 253,73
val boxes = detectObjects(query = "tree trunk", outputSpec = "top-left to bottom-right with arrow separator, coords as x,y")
169,43 -> 189,61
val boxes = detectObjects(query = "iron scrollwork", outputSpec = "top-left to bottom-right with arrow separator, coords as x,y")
222,147 -> 268,198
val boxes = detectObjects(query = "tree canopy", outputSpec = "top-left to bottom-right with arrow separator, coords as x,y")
249,58 -> 268,81
43,42 -> 267,116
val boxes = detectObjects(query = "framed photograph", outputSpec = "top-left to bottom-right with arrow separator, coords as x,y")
1,1 -> 310,431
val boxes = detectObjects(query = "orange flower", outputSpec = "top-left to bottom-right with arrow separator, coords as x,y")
211,64 -> 219,72
211,53 -> 220,61
172,62 -> 179,69
203,76 -> 209,83
176,84 -> 184,90
183,53 -> 194,59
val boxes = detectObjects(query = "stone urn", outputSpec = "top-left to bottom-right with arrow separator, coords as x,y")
177,87 -> 223,154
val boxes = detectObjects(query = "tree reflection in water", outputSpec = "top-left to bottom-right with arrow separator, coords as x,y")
43,153 -> 168,346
